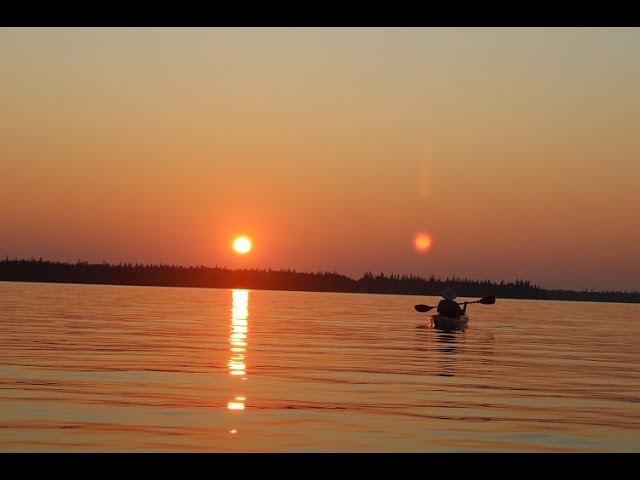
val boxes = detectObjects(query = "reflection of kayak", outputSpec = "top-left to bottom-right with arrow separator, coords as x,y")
431,314 -> 469,330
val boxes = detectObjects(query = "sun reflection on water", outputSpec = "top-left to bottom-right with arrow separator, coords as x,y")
227,289 -> 249,417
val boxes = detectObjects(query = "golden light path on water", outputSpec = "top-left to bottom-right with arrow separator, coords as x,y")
227,290 -> 249,430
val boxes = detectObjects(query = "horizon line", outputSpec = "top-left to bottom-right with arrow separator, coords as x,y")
3,256 -> 639,295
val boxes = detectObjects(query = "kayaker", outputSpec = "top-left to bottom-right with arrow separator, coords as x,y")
437,288 -> 467,318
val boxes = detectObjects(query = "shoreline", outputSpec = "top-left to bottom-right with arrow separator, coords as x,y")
2,259 -> 639,304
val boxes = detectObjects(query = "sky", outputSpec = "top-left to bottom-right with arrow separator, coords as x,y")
1,27 -> 639,292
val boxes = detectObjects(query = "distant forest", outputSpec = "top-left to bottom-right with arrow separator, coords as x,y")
1,258 -> 639,304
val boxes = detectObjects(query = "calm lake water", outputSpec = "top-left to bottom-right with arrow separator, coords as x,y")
1,281 -> 639,452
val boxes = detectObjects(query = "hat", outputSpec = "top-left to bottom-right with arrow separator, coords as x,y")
441,287 -> 457,300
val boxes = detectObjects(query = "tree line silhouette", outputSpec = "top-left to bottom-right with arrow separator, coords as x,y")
1,257 -> 639,303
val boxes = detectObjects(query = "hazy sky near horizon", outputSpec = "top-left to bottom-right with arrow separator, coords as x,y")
1,27 -> 639,291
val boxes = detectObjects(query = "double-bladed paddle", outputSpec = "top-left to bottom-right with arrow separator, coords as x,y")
415,295 -> 496,313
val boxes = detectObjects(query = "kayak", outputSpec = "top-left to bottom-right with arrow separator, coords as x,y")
430,314 -> 469,331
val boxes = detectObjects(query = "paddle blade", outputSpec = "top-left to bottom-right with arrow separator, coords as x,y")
479,296 -> 496,305
415,304 -> 433,313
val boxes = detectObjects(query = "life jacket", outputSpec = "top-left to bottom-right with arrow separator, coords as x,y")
437,299 -> 463,317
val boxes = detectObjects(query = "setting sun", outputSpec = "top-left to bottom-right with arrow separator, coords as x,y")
233,236 -> 252,255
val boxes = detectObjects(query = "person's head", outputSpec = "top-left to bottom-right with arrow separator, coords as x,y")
441,287 -> 457,300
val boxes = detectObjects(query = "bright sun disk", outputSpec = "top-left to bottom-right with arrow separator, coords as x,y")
233,236 -> 252,254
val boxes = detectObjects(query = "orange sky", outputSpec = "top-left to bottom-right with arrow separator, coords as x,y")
1,27 -> 639,291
